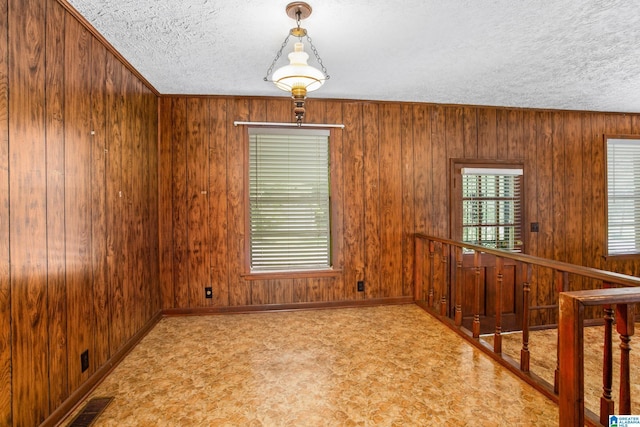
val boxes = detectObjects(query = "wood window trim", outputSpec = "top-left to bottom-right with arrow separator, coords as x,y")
450,159 -> 526,251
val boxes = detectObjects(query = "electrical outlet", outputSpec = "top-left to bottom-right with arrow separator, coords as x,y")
357,280 -> 365,292
81,350 -> 89,373
205,287 -> 213,299
530,222 -> 539,233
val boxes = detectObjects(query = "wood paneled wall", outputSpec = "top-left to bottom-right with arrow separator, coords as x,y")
0,0 -> 160,425
159,98 -> 640,325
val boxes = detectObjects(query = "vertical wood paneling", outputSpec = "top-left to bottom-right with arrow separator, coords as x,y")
564,112 -> 583,290
1,0 -> 161,423
0,0 -> 9,421
120,70 -> 134,340
341,102 -> 364,301
130,78 -> 144,332
551,112 -> 566,265
45,2 -> 69,408
227,99 -> 249,306
325,100 -> 345,301
171,98 -> 189,307
45,0 -> 67,410
581,113 -> 594,290
508,110 -> 524,160
363,103 -> 381,299
90,34 -> 109,370
463,107 -> 478,158
187,98 -> 210,307
477,108 -> 497,159
65,14 -> 93,390
401,104 -> 415,297
379,104 -> 403,298
413,104 -> 432,234
105,54 -> 124,352
536,111 -> 554,324
496,109 -> 509,159
209,99 -> 229,306
9,0 -> 49,423
431,106 -> 447,236
158,97 -> 174,309
145,87 -> 160,316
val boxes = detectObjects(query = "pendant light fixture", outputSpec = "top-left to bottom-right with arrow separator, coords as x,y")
264,2 -> 329,126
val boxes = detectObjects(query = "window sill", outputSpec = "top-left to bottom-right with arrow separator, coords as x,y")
242,268 -> 342,281
602,253 -> 640,261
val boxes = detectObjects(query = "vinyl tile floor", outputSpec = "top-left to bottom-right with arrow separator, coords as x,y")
62,304 -> 559,426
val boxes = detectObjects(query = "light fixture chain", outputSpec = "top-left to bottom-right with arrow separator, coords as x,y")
305,34 -> 329,79
264,33 -> 292,81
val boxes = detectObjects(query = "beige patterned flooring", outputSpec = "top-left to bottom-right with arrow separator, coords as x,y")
63,305 -> 559,426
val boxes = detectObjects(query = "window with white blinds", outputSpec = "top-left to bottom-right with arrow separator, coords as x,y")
461,167 -> 523,252
248,128 -> 331,271
606,137 -> 640,255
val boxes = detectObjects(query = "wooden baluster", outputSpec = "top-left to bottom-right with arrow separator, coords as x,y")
454,246 -> 463,326
554,270 -> 569,393
600,281 -> 615,425
428,240 -> 435,308
414,237 -> 424,301
440,243 -> 448,316
473,250 -> 481,338
494,256 -> 503,353
520,262 -> 532,372
616,303 -> 635,415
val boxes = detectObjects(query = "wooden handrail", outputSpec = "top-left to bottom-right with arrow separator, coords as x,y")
559,289 -> 640,426
414,233 -> 640,427
415,233 -> 640,288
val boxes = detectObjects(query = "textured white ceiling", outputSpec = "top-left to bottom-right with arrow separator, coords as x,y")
67,0 -> 640,113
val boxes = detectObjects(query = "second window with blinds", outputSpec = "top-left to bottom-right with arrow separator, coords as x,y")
452,162 -> 524,253
248,128 -> 332,273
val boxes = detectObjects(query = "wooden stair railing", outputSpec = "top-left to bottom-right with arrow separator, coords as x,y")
414,233 -> 640,427
559,288 -> 638,426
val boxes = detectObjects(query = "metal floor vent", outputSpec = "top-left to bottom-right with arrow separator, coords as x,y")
67,397 -> 114,427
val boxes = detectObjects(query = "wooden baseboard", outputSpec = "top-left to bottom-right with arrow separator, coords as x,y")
162,296 -> 415,316
43,310 -> 163,427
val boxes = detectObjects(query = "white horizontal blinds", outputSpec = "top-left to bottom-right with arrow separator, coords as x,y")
249,129 -> 331,271
607,138 -> 640,255
461,168 -> 523,252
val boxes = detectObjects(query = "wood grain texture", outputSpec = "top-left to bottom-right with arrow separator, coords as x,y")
401,104 -> 415,297
325,101 -> 345,301
90,35 -> 109,370
208,99 -> 229,306
379,104 -> 403,298
45,0 -> 68,410
341,102 -> 365,299
0,0 -> 10,422
105,53 -> 125,352
226,99 -> 249,306
9,0 -> 49,423
65,12 -> 93,391
171,97 -> 189,307
158,97 -> 174,309
363,103 -> 381,300
159,95 -> 640,326
186,98 -> 210,307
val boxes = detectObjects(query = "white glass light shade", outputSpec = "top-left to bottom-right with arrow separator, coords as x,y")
272,42 -> 325,93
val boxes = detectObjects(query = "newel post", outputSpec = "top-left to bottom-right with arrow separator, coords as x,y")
558,293 -> 585,427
